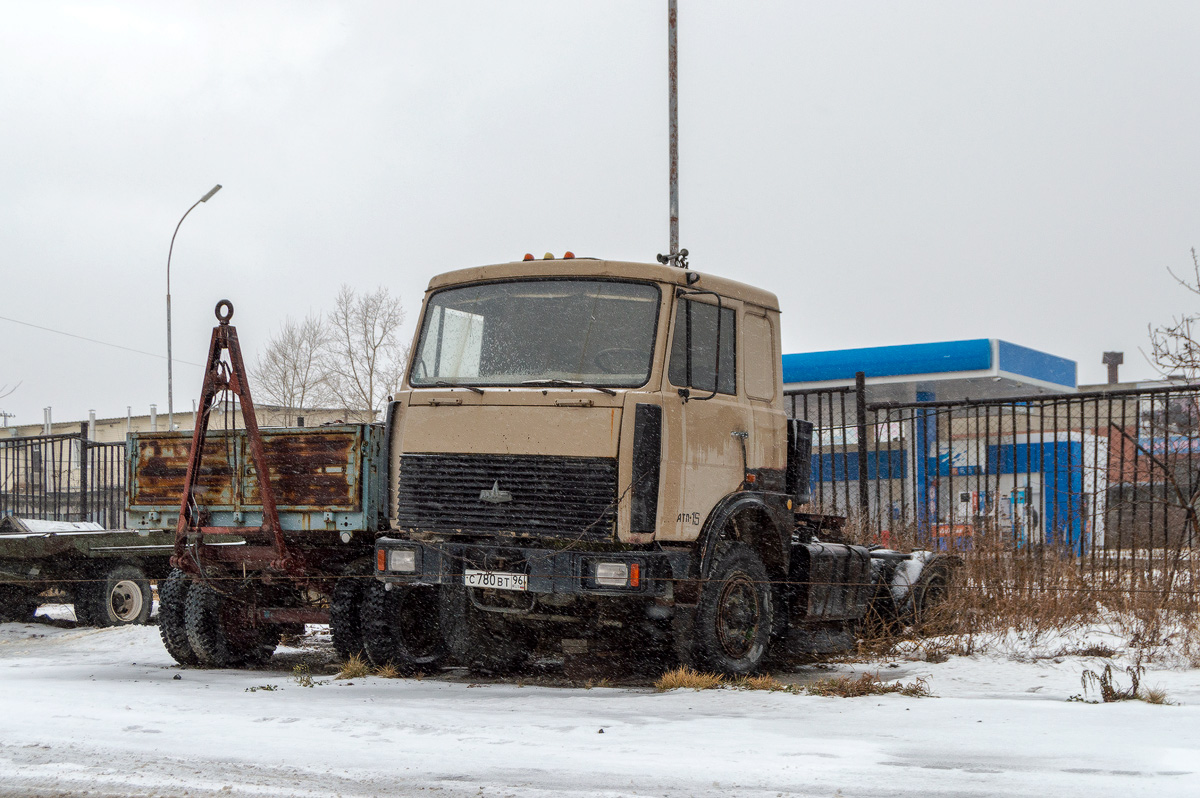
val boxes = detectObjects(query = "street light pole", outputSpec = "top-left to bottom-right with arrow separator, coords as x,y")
167,184 -> 222,431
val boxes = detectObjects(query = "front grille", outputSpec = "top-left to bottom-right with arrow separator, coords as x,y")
395,454 -> 618,539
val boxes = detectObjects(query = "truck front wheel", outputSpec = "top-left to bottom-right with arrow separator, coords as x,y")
74,563 -> 152,627
440,586 -> 533,676
359,581 -> 447,672
689,542 -> 774,676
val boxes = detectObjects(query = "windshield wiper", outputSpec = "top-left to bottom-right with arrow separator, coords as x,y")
431,380 -> 484,395
519,379 -> 616,396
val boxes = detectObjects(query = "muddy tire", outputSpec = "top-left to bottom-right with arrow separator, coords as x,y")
359,581 -> 447,672
74,564 -> 152,627
330,573 -> 367,660
688,542 -> 774,676
0,585 -> 40,623
185,582 -> 279,668
158,569 -> 200,665
440,586 -> 532,676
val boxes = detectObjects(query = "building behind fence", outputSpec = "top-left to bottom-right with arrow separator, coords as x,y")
788,380 -> 1200,588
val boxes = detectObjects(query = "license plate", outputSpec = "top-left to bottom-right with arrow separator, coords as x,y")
464,569 -> 528,592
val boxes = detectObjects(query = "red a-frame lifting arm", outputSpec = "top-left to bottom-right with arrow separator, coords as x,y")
171,300 -> 293,574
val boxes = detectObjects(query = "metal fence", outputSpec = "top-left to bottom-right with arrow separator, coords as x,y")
788,379 -> 1200,597
0,431 -> 126,528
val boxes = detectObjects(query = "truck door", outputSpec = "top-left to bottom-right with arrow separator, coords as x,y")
659,291 -> 751,541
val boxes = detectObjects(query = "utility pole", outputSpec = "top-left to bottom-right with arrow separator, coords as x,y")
658,0 -> 687,269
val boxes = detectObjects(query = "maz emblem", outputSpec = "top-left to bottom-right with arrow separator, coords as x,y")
479,480 -> 513,504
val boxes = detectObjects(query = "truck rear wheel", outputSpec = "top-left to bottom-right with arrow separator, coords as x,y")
158,569 -> 200,665
185,582 -> 280,668
74,563 -> 152,627
0,586 -> 40,622
330,571 -> 367,660
359,581 -> 447,672
689,542 -> 774,676
910,559 -> 954,632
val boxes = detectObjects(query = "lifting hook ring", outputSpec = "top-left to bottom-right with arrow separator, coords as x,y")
215,300 -> 234,325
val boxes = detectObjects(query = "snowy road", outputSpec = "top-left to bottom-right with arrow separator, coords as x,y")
1,618 -> 1198,797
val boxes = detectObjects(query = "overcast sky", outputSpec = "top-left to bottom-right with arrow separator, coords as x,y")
3,1 -> 1199,426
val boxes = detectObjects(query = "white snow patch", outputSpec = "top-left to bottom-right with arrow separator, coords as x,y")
0,621 -> 1197,797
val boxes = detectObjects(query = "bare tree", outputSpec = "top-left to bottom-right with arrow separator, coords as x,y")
323,285 -> 408,421
251,314 -> 331,426
1149,248 -> 1200,379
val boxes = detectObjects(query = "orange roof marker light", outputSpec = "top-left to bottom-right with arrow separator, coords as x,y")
523,253 -> 535,261
543,252 -> 554,260
563,251 -> 575,259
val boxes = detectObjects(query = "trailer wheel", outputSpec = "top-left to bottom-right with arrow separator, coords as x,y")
330,572 -> 367,660
0,586 -> 40,623
440,586 -> 532,676
689,542 -> 774,676
185,582 -> 280,668
74,564 -> 152,627
359,581 -> 447,672
158,569 -> 200,665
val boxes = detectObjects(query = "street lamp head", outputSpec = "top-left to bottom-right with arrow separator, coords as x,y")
200,184 -> 222,203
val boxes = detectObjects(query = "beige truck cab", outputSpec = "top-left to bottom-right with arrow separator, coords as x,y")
371,257 -> 948,675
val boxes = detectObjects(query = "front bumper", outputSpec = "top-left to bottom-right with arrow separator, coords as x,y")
374,536 -> 688,597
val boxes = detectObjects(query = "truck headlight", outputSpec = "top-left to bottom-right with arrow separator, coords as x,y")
595,562 -> 629,587
387,549 -> 417,573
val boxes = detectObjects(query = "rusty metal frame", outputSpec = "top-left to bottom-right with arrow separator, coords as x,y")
172,301 -> 294,576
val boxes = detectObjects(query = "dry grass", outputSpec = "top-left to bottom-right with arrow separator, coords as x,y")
832,517 -> 1200,665
807,672 -> 931,698
335,653 -> 371,680
734,674 -> 788,692
654,667 -> 724,691
1140,685 -> 1171,705
373,662 -> 402,679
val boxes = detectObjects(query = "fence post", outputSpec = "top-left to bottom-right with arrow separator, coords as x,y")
78,422 -> 89,522
855,372 -> 870,522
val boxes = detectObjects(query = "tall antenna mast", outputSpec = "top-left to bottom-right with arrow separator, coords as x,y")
658,0 -> 688,269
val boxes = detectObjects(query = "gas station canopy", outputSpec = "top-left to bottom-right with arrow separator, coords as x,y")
782,339 -> 1077,403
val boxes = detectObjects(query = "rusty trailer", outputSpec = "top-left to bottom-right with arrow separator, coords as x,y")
144,301 -> 387,668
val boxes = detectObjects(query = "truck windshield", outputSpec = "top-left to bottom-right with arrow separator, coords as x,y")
410,279 -> 660,388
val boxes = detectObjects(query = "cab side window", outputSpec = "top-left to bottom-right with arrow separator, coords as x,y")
668,298 -> 736,395
744,313 -> 777,402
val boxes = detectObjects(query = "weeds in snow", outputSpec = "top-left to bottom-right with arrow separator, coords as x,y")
734,674 -> 788,692
335,654 -> 371,680
373,662 -> 402,679
654,667 -> 724,691
291,662 -> 326,688
806,673 -> 931,698
1077,663 -> 1143,703
244,684 -> 279,693
654,668 -> 929,698
1141,685 -> 1172,705
837,518 -> 1200,667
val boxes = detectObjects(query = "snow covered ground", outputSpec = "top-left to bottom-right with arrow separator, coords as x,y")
1,609 -> 1198,798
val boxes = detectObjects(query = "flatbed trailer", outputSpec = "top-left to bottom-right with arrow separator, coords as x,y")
0,516 -> 174,625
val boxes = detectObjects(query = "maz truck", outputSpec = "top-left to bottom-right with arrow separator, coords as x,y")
366,255 -> 954,675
